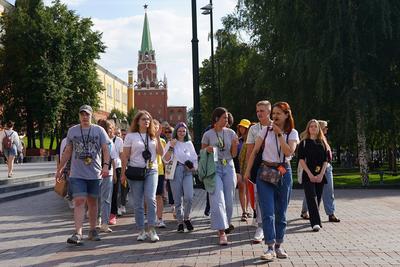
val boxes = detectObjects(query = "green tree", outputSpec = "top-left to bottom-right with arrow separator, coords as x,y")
0,0 -> 105,149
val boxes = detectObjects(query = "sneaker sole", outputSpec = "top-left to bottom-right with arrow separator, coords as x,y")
67,239 -> 83,245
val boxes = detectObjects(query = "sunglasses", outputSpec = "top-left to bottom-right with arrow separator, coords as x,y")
165,131 -> 172,134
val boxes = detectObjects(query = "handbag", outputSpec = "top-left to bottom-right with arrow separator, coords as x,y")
54,175 -> 67,197
258,164 -> 282,185
165,156 -> 178,180
126,166 -> 147,181
250,127 -> 269,184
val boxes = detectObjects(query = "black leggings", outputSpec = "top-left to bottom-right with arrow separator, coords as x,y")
303,179 -> 324,227
111,168 -> 129,215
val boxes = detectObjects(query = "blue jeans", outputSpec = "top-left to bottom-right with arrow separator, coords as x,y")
127,168 -> 158,230
302,164 -> 336,216
99,176 -> 113,224
69,178 -> 100,198
210,160 -> 236,230
170,163 -> 194,223
257,165 -> 292,245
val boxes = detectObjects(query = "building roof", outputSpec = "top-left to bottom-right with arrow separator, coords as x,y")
140,11 -> 153,52
0,0 -> 14,10
96,64 -> 128,86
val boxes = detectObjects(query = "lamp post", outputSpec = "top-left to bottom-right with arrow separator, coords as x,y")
191,0 -> 202,152
201,1 -> 216,108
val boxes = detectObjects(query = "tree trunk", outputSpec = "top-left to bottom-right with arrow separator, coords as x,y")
26,114 -> 33,149
355,107 -> 369,186
336,144 -> 341,165
39,126 -> 44,149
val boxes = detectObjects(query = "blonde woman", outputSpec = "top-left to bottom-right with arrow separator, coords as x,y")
298,119 -> 329,232
121,110 -> 164,242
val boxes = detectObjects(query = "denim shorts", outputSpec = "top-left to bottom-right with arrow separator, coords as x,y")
156,175 -> 165,196
3,145 -> 17,157
69,178 -> 101,198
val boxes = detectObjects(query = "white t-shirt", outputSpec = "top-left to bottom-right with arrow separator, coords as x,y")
111,136 -> 123,169
163,140 -> 198,170
258,127 -> 299,162
246,123 -> 268,144
0,129 -> 22,151
108,141 -> 119,174
123,132 -> 158,169
60,137 -> 67,156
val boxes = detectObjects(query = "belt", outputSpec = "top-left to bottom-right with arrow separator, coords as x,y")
217,159 -> 231,166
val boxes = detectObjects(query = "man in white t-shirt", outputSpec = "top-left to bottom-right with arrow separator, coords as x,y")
110,127 -> 125,224
246,100 -> 272,243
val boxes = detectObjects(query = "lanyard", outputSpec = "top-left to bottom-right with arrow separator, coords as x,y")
139,132 -> 149,151
80,126 -> 92,151
215,129 -> 225,151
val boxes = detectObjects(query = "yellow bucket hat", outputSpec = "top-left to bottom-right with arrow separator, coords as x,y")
238,119 -> 251,129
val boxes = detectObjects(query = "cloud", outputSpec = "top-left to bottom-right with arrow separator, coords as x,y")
90,1 -> 237,108
44,0 -> 87,7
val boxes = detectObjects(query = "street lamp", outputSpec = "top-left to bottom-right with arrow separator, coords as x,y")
201,1 -> 217,108
191,0 -> 202,152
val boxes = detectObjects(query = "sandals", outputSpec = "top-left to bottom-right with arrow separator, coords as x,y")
241,212 -> 248,222
300,212 -> 310,220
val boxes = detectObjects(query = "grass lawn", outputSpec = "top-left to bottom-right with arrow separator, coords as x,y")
292,165 -> 400,187
23,137 -> 54,150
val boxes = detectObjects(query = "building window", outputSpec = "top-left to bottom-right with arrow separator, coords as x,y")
155,92 -> 158,95
149,92 -> 152,95
178,115 -> 181,120
115,88 -> 120,102
107,84 -> 112,97
123,93 -> 128,104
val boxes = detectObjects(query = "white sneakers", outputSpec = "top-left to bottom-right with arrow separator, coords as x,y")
137,228 -> 159,242
312,225 -> 321,232
156,220 -> 167,228
100,224 -> 113,233
261,248 -> 276,261
137,230 -> 147,241
148,228 -> 159,242
253,227 -> 264,243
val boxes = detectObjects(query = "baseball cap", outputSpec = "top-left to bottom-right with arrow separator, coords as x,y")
79,105 -> 93,115
238,119 -> 251,129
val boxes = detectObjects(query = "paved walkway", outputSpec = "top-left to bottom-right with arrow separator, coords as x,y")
0,188 -> 399,266
0,161 -> 56,179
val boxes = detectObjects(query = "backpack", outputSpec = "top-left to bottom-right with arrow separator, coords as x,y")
2,132 -> 13,150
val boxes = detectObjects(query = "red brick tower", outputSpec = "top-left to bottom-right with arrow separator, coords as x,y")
134,6 -> 168,122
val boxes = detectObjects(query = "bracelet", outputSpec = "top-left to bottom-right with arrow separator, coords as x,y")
103,162 -> 109,166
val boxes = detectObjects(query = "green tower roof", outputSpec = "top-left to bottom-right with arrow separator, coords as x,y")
140,12 -> 153,52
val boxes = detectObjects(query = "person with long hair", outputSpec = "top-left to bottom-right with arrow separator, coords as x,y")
201,107 -> 239,245
300,120 -> 340,223
163,122 -> 198,233
234,119 -> 251,222
298,119 -> 329,232
0,121 -> 22,177
245,102 -> 299,262
121,110 -> 164,242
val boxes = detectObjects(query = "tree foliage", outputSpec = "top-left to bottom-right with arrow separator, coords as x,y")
0,0 -> 105,148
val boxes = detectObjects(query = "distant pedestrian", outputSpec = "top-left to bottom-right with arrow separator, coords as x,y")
56,105 -> 110,245
154,119 -> 167,229
163,122 -> 198,233
0,121 -> 22,177
201,107 -> 239,245
121,110 -> 164,242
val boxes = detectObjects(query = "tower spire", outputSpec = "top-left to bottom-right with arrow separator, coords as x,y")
140,4 -> 153,52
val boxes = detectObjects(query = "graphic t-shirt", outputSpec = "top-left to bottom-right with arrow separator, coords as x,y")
67,124 -> 110,180
201,128 -> 237,160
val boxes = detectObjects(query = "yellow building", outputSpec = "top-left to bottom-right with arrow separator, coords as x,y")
95,64 -> 134,119
0,0 -> 13,16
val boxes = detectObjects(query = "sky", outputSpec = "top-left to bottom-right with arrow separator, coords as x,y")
10,0 -> 238,109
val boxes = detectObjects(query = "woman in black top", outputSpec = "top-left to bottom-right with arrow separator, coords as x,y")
298,119 -> 329,231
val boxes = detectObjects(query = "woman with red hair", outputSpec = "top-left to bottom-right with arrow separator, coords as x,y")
245,102 -> 299,262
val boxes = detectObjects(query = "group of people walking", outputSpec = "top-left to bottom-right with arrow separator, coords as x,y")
55,100 -> 340,262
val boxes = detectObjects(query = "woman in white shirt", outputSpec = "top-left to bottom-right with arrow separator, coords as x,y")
163,122 -> 198,233
0,121 -> 22,178
121,110 -> 164,242
245,102 -> 299,262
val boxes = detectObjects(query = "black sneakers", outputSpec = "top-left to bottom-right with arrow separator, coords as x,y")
184,220 -> 194,231
224,224 -> 235,234
67,233 -> 83,245
177,224 -> 185,233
